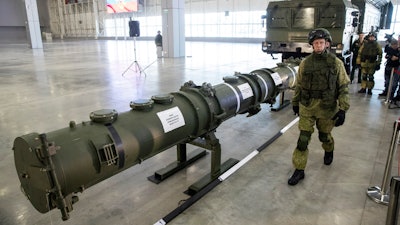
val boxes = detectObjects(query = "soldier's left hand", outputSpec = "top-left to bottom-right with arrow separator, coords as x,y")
332,110 -> 346,127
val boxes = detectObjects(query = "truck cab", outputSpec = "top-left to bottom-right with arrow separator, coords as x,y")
262,0 -> 359,74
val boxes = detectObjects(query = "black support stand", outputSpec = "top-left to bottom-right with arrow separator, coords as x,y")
147,131 -> 239,196
147,144 -> 207,184
271,91 -> 291,111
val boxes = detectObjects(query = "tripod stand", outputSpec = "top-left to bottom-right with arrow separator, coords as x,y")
122,37 -> 147,77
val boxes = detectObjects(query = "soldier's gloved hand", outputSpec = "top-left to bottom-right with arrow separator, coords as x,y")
332,110 -> 346,127
293,105 -> 299,116
375,64 -> 380,71
356,64 -> 361,69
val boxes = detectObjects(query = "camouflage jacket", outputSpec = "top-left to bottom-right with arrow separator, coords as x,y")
292,50 -> 350,114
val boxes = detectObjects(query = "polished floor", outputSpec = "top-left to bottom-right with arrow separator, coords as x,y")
0,39 -> 399,225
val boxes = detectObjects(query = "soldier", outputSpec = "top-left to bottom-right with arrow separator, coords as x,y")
350,32 -> 365,83
356,32 -> 383,95
288,28 -> 350,186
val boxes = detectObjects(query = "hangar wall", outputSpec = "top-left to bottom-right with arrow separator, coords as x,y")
0,0 -> 270,43
0,0 -> 50,43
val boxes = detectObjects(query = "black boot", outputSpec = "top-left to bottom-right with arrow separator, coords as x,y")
379,91 -> 387,96
324,151 -> 333,165
288,169 -> 305,186
367,89 -> 372,95
358,88 -> 366,93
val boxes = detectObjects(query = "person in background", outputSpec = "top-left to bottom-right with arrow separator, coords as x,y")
155,30 -> 163,58
381,39 -> 400,100
356,32 -> 382,95
350,32 -> 365,83
288,28 -> 350,186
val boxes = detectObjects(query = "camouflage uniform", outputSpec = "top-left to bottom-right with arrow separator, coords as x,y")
356,38 -> 382,92
291,50 -> 350,170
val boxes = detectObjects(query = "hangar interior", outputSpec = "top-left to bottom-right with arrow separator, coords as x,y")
2,36 -> 400,225
1,0 -> 400,225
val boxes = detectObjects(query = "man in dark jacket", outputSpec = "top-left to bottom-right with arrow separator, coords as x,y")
155,31 -> 163,58
381,39 -> 400,100
350,32 -> 365,83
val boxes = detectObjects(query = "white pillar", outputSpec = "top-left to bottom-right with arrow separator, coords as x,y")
93,0 -> 99,39
25,0 -> 43,49
57,0 -> 65,39
161,0 -> 185,58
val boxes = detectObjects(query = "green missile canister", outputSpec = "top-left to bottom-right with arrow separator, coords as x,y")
13,62 -> 298,220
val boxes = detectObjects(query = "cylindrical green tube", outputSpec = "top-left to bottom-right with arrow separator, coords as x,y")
13,62 -> 298,219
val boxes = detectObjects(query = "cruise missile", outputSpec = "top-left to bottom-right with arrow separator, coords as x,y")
13,61 -> 298,220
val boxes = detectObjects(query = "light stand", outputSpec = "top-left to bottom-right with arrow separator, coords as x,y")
122,37 -> 147,77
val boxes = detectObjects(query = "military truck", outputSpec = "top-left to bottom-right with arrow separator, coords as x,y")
261,0 -> 386,74
352,0 -> 392,34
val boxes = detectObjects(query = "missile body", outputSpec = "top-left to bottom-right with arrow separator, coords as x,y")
13,62 -> 298,220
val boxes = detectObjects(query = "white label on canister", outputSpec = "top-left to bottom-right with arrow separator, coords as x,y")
270,72 -> 282,85
237,83 -> 253,100
157,106 -> 185,133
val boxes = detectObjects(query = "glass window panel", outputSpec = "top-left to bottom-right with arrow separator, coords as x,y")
101,2 -> 268,39
205,25 -> 218,37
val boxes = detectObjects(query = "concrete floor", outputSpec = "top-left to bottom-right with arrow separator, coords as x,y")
0,39 -> 399,225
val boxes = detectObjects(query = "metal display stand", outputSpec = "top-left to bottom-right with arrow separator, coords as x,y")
386,176 -> 400,225
147,144 -> 207,184
271,92 -> 291,111
367,119 -> 400,205
148,131 -> 239,196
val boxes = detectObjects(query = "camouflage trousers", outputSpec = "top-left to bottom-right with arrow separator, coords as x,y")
360,61 -> 377,89
292,115 -> 335,170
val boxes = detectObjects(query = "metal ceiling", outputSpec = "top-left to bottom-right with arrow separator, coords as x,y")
367,0 -> 392,8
